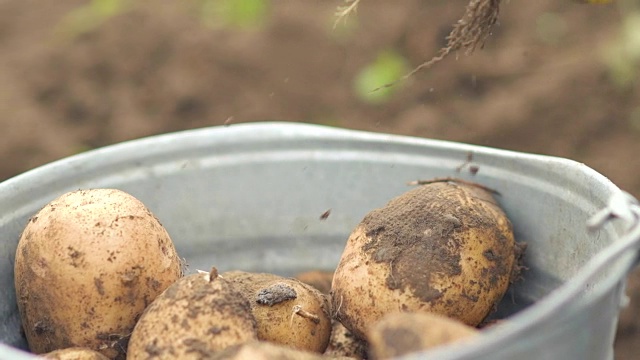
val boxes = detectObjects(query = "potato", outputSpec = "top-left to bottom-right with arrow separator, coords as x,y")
223,271 -> 332,353
42,347 -> 110,360
323,321 -> 367,360
127,268 -> 258,359
210,341 -> 328,360
331,180 -> 518,339
14,189 -> 182,359
366,311 -> 479,359
294,270 -> 334,295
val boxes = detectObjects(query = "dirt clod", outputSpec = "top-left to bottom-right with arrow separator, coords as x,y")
256,283 -> 298,306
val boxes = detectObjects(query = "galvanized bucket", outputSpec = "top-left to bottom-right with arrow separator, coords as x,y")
1,122 -> 638,359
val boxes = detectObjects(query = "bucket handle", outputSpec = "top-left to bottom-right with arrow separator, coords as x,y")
587,191 -> 640,234
586,190 -> 640,271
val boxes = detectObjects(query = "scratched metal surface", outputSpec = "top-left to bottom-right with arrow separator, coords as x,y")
0,122 -> 635,360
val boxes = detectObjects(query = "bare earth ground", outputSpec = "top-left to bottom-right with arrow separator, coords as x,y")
1,0 -> 639,358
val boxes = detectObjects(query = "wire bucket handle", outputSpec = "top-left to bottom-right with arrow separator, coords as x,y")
586,190 -> 640,272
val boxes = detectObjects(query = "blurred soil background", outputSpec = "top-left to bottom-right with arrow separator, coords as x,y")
1,0 -> 639,357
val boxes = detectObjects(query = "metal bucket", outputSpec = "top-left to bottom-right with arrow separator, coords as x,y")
1,122 -> 638,359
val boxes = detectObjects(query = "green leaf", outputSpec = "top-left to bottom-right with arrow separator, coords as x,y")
601,11 -> 640,88
199,0 -> 269,29
354,49 -> 409,104
54,0 -> 131,39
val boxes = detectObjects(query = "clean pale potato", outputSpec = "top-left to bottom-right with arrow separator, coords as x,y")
127,268 -> 258,359
42,347 -> 110,360
210,341 -> 332,360
366,311 -> 480,359
331,180 -> 520,339
14,189 -> 182,358
223,271 -> 332,353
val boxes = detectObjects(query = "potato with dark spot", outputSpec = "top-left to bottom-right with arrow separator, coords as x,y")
14,189 -> 182,359
42,347 -> 110,360
127,268 -> 258,359
366,311 -> 479,359
331,180 -> 519,339
223,271 -> 332,353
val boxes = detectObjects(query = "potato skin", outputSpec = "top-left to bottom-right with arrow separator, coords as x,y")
331,181 -> 516,339
294,270 -> 334,295
210,341 -> 328,360
42,347 -> 110,360
14,189 -> 182,358
323,320 -> 367,360
223,271 -> 332,353
127,271 -> 258,360
367,311 -> 479,360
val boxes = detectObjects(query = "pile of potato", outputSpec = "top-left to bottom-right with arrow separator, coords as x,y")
14,180 -> 524,359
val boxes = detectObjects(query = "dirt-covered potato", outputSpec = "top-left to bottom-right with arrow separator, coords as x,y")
42,347 -> 110,360
14,189 -> 182,358
294,270 -> 334,295
210,341 -> 329,360
331,180 -> 519,339
366,311 -> 479,359
223,271 -> 332,353
127,268 -> 258,359
323,321 -> 367,360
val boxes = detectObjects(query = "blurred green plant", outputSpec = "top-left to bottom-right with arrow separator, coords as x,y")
71,144 -> 95,155
196,0 -> 270,29
354,49 -> 409,104
55,0 -> 270,40
315,117 -> 344,128
601,1 -> 640,88
54,0 -> 132,39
